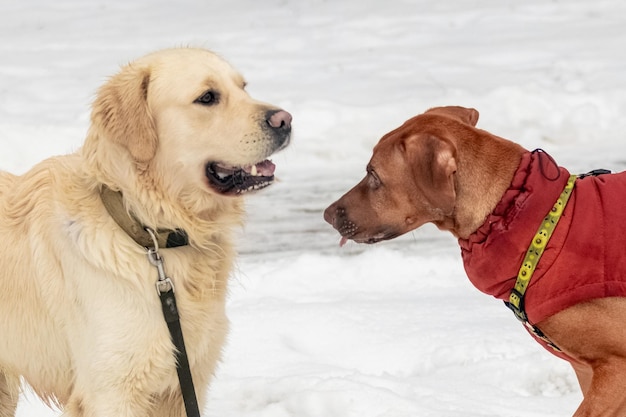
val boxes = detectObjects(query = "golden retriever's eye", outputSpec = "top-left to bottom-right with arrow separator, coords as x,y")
195,90 -> 220,106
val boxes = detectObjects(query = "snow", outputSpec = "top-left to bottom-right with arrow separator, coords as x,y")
2,0 -> 626,416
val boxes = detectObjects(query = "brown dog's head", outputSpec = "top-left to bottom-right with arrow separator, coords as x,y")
324,106 -> 482,245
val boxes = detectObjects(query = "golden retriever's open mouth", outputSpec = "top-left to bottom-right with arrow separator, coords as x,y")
206,160 -> 276,195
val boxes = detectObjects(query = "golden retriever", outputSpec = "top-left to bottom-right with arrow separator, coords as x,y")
0,47 -> 291,416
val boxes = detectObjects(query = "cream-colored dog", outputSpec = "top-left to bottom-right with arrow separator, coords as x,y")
0,47 -> 291,416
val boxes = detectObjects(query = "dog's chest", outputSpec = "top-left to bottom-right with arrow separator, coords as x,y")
462,165 -> 626,325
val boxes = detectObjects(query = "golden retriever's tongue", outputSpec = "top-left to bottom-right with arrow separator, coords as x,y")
340,236 -> 348,247
244,160 -> 276,176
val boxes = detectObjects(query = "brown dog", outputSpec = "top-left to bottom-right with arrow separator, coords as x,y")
324,106 -> 626,416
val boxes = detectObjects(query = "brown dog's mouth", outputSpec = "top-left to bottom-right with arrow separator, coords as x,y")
206,160 -> 276,195
342,231 -> 400,246
325,204 -> 402,246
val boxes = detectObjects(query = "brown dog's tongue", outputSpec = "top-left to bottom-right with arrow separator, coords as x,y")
339,236 -> 348,247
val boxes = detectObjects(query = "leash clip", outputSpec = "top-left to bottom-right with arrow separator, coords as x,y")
144,228 -> 199,417
145,227 -> 175,295
578,168 -> 611,179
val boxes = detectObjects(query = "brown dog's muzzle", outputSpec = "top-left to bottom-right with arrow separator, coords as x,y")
324,203 -> 356,246
324,200 -> 399,246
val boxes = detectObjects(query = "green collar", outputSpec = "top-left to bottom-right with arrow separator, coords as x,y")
504,174 -> 577,352
506,174 -> 577,321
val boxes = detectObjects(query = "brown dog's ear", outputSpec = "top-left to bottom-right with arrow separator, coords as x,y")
425,106 -> 479,127
404,134 -> 458,216
91,64 -> 158,162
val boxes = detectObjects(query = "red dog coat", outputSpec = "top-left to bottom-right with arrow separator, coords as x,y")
459,150 -> 626,356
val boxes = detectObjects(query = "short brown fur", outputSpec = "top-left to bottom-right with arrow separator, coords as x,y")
324,106 -> 626,416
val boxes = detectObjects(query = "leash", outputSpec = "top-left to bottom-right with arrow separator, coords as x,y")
100,187 -> 199,417
146,227 -> 201,417
504,169 -> 611,351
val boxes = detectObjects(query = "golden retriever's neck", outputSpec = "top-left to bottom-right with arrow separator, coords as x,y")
80,140 -> 245,251
100,185 -> 190,248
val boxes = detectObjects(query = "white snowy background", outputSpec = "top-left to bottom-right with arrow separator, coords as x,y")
2,1 -> 626,416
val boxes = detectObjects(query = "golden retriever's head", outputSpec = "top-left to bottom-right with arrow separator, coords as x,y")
86,48 -> 291,204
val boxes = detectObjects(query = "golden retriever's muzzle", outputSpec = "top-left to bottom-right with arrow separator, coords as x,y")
206,109 -> 292,196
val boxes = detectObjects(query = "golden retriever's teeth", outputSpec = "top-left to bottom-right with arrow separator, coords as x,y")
250,165 -> 258,176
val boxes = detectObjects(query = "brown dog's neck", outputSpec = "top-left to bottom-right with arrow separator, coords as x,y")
446,135 -> 526,239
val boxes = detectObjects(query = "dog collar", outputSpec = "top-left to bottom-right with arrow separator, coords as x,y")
505,174 -> 577,322
99,185 -> 189,248
502,174 -> 577,352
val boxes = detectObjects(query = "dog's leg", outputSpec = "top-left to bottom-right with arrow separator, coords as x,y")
0,371 -> 19,417
60,389 -> 155,417
57,357 -> 168,417
150,371 -> 210,417
61,397 -> 85,417
571,363 -> 592,395
538,298 -> 626,416
151,392 -> 186,417
572,359 -> 626,416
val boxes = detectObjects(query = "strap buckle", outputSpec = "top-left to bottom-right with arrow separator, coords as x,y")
524,322 -> 562,352
504,288 -> 527,322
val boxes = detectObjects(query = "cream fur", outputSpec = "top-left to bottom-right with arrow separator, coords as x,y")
0,47 -> 289,416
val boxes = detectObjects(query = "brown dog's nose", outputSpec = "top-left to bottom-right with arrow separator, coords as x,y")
267,109 -> 292,130
325,203 -> 357,246
323,203 -> 337,226
324,202 -> 348,230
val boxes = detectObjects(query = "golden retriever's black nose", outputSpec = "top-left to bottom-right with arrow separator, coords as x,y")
267,110 -> 292,131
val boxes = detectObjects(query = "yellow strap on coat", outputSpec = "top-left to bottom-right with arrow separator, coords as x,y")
507,174 -> 577,322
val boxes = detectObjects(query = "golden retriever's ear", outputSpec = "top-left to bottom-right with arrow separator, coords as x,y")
425,106 -> 479,127
91,65 -> 157,162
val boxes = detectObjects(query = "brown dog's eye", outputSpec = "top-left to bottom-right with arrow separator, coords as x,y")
367,169 -> 381,189
195,90 -> 219,106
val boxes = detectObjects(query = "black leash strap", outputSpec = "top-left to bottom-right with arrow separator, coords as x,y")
160,286 -> 201,417
146,228 -> 201,417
